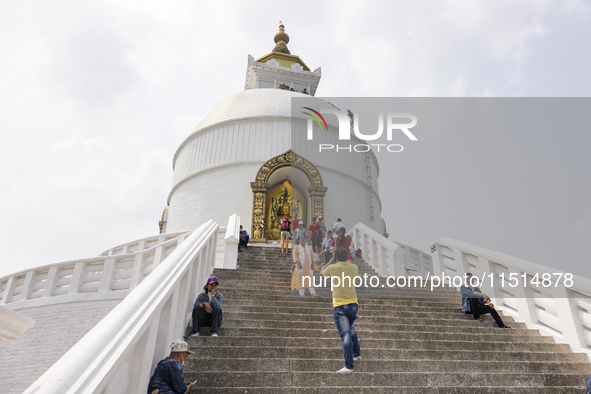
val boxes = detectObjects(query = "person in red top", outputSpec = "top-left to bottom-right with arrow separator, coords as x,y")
309,216 -> 322,252
331,227 -> 352,261
291,214 -> 300,230
280,217 -> 291,253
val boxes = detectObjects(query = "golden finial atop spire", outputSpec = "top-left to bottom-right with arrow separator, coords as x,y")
273,22 -> 290,54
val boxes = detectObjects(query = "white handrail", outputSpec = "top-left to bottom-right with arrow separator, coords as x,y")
431,236 -> 591,360
348,222 -> 431,277
0,232 -> 192,307
23,220 -> 218,393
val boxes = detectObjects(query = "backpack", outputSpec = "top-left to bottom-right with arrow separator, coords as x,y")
280,219 -> 290,231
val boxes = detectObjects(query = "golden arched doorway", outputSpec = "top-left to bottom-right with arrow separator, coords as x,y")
250,150 -> 327,243
265,180 -> 307,240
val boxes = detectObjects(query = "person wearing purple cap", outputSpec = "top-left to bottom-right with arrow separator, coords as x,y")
191,276 -> 223,337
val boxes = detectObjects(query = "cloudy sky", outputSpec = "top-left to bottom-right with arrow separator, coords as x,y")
1,0 -> 590,279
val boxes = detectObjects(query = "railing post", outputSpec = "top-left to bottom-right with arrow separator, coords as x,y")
506,267 -> 537,326
21,271 -> 35,301
138,239 -> 146,253
68,262 -> 85,294
553,285 -> 587,351
418,251 -> 427,277
453,248 -> 468,278
98,257 -> 116,292
222,214 -> 240,269
391,245 -> 407,278
369,234 -> 377,273
43,266 -> 59,298
130,254 -> 144,288
431,243 -> 444,277
1,276 -> 15,305
478,257 -> 500,300
153,246 -> 164,269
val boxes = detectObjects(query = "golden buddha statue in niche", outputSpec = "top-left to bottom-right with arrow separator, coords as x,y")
265,180 -> 306,241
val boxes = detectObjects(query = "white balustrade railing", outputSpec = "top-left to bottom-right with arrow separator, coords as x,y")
0,231 -> 192,307
215,213 -> 240,269
99,231 -> 190,257
431,236 -> 591,360
24,220 -> 218,394
348,223 -> 431,277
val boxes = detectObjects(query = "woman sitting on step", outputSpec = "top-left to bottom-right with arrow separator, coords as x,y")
191,276 -> 223,337
291,235 -> 320,297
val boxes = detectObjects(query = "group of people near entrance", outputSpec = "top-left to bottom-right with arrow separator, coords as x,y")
286,217 -> 359,297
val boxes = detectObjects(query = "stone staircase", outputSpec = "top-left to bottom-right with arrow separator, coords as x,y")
183,245 -> 589,393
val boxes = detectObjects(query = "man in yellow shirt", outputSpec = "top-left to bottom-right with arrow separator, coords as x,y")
321,247 -> 361,373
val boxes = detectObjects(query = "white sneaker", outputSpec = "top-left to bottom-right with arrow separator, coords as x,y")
354,356 -> 362,361
336,367 -> 354,373
190,332 -> 199,337
211,333 -> 218,337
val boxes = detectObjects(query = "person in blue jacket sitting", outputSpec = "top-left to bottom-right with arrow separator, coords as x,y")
147,340 -> 194,393
460,273 -> 510,329
191,276 -> 223,337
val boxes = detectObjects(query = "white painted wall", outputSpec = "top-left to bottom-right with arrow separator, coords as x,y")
167,89 -> 385,237
0,300 -> 122,394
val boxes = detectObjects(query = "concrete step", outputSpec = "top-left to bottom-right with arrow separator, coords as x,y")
219,303 -> 489,314
210,310 -> 517,323
191,327 -> 553,343
189,387 -> 586,394
189,346 -> 588,363
218,316 -> 524,330
219,288 -> 460,298
219,313 -> 522,327
193,326 -> 547,342
223,299 -> 464,309
218,318 -> 527,332
183,357 -> 590,374
186,336 -> 569,353
214,290 -> 460,303
186,371 -> 587,388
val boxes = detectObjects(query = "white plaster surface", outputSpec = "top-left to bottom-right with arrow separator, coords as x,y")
185,89 -> 324,134
167,88 -> 385,236
0,299 -> 122,394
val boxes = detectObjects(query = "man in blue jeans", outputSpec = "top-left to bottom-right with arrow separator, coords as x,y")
321,247 -> 360,373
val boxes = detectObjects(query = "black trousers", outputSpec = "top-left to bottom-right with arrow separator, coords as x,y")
192,304 -> 223,332
469,298 -> 505,327
239,235 -> 249,249
311,234 -> 322,250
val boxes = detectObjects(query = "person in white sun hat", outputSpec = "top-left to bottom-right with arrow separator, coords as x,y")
147,340 -> 195,393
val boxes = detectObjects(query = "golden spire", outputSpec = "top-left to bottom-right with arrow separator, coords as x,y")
273,22 -> 290,54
